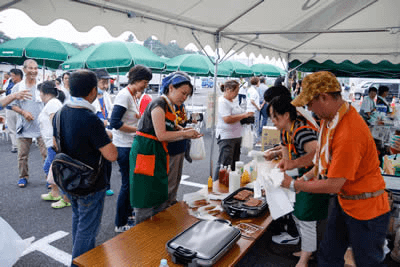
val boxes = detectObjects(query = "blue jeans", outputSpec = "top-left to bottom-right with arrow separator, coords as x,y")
68,190 -> 106,267
43,147 -> 56,175
318,197 -> 390,267
115,147 -> 133,227
259,104 -> 268,136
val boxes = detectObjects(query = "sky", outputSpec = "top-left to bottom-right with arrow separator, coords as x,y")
0,8 -> 285,69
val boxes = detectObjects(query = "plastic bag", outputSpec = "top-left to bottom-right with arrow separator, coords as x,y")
0,216 -> 34,266
190,137 -> 206,160
46,163 -> 56,184
242,125 -> 254,151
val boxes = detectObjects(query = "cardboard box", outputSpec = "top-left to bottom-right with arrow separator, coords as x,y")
261,126 -> 280,151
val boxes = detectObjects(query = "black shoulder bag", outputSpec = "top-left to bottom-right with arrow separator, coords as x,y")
51,107 -> 104,196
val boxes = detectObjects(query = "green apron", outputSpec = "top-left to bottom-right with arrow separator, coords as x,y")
130,97 -> 177,208
130,134 -> 169,208
292,159 -> 330,221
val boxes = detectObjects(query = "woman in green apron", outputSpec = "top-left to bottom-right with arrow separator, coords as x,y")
130,72 -> 202,225
268,95 -> 330,267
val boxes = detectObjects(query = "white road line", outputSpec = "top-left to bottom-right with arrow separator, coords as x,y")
180,174 -> 206,188
22,231 -> 71,266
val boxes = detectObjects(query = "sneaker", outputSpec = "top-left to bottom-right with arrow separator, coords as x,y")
115,225 -> 131,233
51,199 -> 71,209
106,189 -> 114,196
272,232 -> 300,245
11,148 -> 17,153
41,192 -> 62,201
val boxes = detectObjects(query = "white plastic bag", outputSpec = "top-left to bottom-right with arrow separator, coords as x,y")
0,217 -> 34,266
242,125 -> 254,151
190,137 -> 206,160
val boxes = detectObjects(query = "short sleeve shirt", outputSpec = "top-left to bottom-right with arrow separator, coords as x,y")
360,96 -> 375,113
246,86 -> 260,113
12,82 -> 44,138
53,106 -> 111,168
216,96 -> 243,139
38,98 -> 62,148
325,106 -> 390,220
138,96 -> 176,134
280,117 -> 318,157
112,87 -> 140,147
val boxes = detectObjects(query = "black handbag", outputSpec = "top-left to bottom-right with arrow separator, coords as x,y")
240,116 -> 255,125
52,107 -> 103,196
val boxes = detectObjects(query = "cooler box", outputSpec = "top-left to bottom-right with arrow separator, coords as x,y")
261,126 -> 280,151
166,219 -> 241,266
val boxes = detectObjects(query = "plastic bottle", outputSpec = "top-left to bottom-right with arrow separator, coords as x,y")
229,170 -> 241,193
208,176 -> 213,189
219,164 -> 227,185
159,259 -> 169,267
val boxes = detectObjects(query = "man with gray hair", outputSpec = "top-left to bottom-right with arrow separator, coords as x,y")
11,59 -> 47,188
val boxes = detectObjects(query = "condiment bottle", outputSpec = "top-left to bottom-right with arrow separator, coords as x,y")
208,176 -> 213,189
218,164 -> 226,184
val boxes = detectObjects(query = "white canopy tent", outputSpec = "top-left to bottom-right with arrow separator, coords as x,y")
5,0 -> 400,176
4,0 -> 400,65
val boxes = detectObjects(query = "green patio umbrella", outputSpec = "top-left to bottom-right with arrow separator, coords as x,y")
61,41 -> 165,73
165,54 -> 231,77
0,37 -> 80,69
251,63 -> 286,77
219,60 -> 254,77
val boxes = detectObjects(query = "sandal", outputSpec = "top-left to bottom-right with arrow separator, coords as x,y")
18,178 -> 28,188
41,192 -> 62,201
51,199 -> 71,209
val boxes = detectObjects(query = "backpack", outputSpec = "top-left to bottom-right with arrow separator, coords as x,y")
51,106 -> 104,196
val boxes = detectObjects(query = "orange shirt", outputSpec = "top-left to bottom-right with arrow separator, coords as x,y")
325,106 -> 389,220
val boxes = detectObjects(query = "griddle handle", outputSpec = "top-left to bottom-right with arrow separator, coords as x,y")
228,206 -> 241,217
174,246 -> 197,264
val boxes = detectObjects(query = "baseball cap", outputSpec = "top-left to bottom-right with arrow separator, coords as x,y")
94,69 -> 112,80
291,71 -> 341,107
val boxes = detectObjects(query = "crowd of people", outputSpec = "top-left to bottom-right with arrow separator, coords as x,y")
1,62 -> 396,266
1,60 -> 204,265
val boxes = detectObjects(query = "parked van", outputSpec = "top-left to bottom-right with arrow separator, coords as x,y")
352,81 -> 400,112
354,81 -> 400,102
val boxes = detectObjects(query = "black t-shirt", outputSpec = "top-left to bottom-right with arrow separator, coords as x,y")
53,106 -> 111,191
138,96 -> 175,134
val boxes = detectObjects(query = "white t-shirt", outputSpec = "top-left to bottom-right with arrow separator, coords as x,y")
238,82 -> 247,95
60,86 -> 70,101
38,98 -> 63,148
216,96 -> 243,140
360,96 -> 375,113
246,86 -> 260,113
112,87 -> 140,147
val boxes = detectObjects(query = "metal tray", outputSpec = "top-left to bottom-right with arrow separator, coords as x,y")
222,187 -> 268,218
166,219 -> 241,267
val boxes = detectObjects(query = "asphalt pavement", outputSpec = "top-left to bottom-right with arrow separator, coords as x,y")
2,87 -> 398,266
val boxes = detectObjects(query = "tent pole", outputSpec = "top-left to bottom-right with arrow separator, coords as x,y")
192,74 -> 196,109
43,59 -> 45,81
209,33 -> 220,179
117,67 -> 119,93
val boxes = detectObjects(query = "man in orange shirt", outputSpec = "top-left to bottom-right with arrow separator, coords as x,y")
281,71 -> 390,267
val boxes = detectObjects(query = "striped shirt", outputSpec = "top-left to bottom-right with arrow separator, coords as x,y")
281,117 -> 318,157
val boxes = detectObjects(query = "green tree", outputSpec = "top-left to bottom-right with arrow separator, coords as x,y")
70,43 -> 94,51
143,37 -> 199,58
125,34 -> 136,43
0,31 -> 11,44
